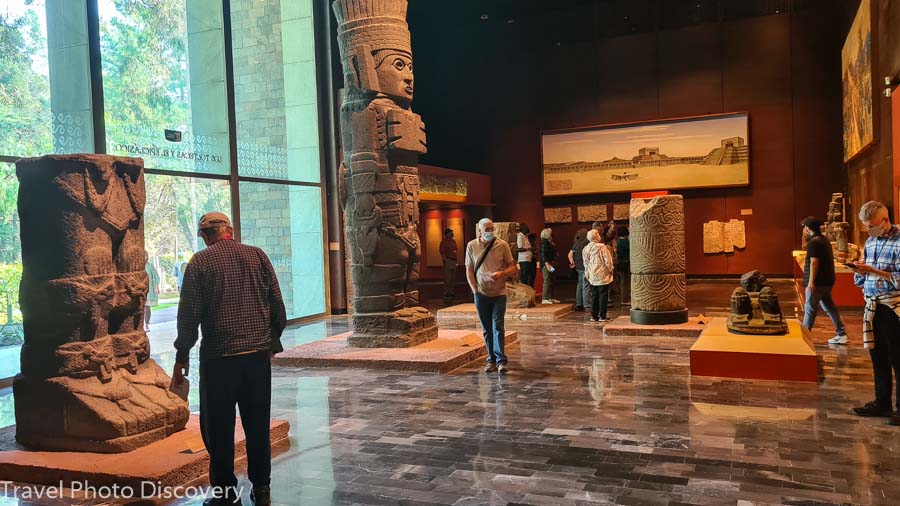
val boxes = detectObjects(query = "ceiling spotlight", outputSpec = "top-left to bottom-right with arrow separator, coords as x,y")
507,19 -> 515,23
480,14 -> 489,20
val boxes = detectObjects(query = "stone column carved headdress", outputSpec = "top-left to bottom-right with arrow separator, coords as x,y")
333,0 -> 412,94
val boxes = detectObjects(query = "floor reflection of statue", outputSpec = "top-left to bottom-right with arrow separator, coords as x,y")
14,154 -> 189,453
333,0 -> 438,347
727,271 -> 788,335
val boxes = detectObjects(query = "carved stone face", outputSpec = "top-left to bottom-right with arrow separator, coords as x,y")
374,51 -> 414,103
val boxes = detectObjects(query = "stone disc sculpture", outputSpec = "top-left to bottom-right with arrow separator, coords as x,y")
333,0 -> 438,347
13,154 -> 189,453
486,222 -> 535,308
629,195 -> 689,325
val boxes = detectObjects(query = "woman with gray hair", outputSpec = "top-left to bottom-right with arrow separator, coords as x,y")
540,228 -> 559,304
583,229 -> 614,322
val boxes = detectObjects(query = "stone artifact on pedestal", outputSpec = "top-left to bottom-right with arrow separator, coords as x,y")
629,195 -> 689,325
822,193 -> 856,262
727,271 -> 788,335
13,154 -> 189,453
489,222 -> 536,309
334,0 -> 438,348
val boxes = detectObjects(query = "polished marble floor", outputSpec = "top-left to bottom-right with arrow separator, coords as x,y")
3,280 -> 900,505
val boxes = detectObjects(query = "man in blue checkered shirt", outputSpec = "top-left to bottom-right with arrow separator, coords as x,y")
850,201 -> 900,426
172,212 -> 286,505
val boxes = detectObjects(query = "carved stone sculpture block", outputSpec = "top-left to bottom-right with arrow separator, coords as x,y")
334,0 -> 437,347
629,195 -> 688,324
489,222 -> 535,309
13,154 -> 189,453
727,271 -> 788,335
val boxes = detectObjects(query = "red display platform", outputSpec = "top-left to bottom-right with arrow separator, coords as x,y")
690,318 -> 818,382
792,253 -> 864,308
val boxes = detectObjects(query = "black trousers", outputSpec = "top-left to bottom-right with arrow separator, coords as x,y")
200,351 -> 272,489
590,284 -> 610,320
870,304 -> 900,410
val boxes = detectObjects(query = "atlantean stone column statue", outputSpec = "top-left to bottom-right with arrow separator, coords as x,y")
333,0 -> 438,347
14,154 -> 189,453
629,195 -> 689,325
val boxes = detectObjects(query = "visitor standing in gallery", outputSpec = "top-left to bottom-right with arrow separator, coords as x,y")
540,228 -> 559,304
440,228 -> 458,301
583,229 -> 614,323
466,218 -> 517,374
616,226 -> 631,306
172,212 -> 287,505
527,232 -> 539,287
848,201 -> 900,425
568,229 -> 589,311
517,224 -> 535,286
604,220 -> 619,305
800,217 -> 848,344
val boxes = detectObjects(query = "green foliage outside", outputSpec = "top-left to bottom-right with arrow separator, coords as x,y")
0,0 -> 232,335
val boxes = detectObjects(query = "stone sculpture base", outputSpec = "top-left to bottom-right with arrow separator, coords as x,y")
690,318 -> 817,382
348,307 -> 438,348
274,329 -> 518,374
436,303 -> 572,324
14,360 -> 190,453
0,416 -> 290,489
630,308 -> 689,326
603,316 -> 706,337
726,315 -> 789,335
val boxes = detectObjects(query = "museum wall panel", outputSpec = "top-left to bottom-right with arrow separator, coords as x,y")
411,7 -> 848,277
847,0 -> 900,243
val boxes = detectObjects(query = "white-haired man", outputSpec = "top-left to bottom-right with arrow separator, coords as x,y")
466,218 -> 517,373
849,201 -> 900,425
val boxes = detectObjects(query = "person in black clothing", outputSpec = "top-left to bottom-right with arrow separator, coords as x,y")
801,216 -> 848,344
568,229 -> 589,311
172,212 -> 287,506
540,227 -> 558,303
527,232 -> 538,287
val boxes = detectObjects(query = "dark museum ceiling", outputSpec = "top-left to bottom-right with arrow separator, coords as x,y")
408,0 -> 850,48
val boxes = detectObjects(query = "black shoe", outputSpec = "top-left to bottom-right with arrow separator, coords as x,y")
890,412 -> 900,426
574,306 -> 585,311
252,486 -> 271,506
852,401 -> 893,417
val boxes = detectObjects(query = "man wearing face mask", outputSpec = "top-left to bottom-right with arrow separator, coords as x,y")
466,218 -> 517,373
849,201 -> 900,425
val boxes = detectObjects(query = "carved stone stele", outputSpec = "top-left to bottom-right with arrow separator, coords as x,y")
14,154 -> 189,453
629,195 -> 689,325
333,0 -> 438,347
488,222 -> 535,309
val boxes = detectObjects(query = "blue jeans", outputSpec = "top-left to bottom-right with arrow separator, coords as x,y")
474,293 -> 508,364
803,286 -> 847,336
575,269 -> 585,307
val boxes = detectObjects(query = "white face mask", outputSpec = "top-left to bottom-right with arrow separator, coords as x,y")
868,219 -> 888,238
482,232 -> 494,241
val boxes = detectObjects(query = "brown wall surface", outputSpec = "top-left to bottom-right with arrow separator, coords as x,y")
409,7 -> 849,277
847,0 -> 900,243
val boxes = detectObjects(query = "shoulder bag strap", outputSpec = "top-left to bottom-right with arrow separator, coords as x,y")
475,238 -> 497,274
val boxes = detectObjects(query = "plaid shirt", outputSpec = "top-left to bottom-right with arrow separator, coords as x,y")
175,239 -> 287,363
854,224 -> 900,298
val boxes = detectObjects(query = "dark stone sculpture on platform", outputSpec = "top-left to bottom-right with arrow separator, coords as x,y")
629,195 -> 689,325
488,222 -> 536,309
727,271 -> 788,335
13,154 -> 189,453
333,0 -> 438,348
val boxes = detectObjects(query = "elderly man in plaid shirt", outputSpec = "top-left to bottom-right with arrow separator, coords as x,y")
850,201 -> 900,426
172,212 -> 287,506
